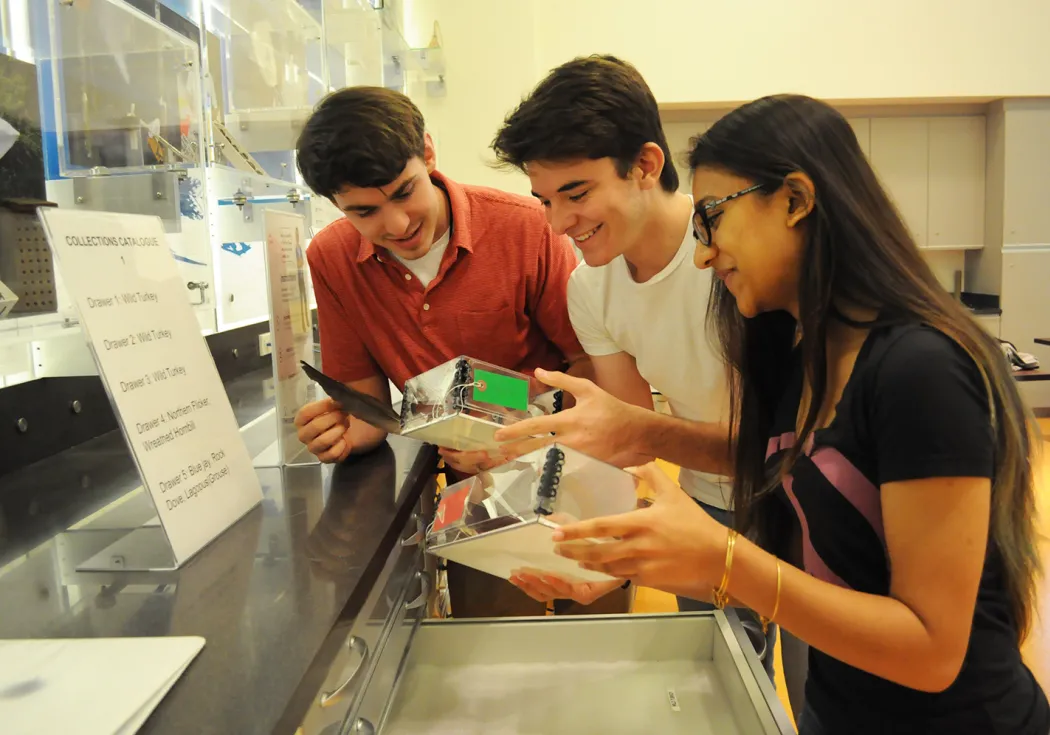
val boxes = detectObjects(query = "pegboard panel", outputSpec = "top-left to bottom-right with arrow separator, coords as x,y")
0,210 -> 58,315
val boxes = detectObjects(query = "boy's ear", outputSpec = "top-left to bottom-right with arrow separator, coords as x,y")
634,142 -> 666,190
423,132 -> 437,172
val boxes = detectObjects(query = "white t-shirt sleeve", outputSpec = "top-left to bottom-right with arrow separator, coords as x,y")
566,269 -> 622,357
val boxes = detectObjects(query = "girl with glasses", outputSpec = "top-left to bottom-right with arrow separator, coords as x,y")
553,94 -> 1049,734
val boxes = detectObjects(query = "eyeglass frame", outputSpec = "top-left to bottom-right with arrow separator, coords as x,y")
692,183 -> 765,246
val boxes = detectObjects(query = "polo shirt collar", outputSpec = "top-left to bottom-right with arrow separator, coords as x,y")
356,169 -> 472,263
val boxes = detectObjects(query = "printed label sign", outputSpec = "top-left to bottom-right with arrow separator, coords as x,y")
40,209 -> 263,566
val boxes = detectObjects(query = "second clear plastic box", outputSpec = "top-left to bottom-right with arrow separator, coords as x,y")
399,356 -> 561,451
425,444 -> 645,583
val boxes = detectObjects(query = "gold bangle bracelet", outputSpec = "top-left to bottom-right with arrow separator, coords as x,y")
761,560 -> 782,634
713,529 -> 737,609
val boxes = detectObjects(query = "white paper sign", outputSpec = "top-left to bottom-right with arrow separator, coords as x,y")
263,209 -> 317,465
39,209 -> 262,566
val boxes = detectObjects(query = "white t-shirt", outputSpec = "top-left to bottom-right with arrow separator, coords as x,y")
392,226 -> 451,288
566,217 -> 732,509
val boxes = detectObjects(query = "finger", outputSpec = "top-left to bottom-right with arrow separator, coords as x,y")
298,410 -> 346,444
317,438 -> 347,463
522,571 -> 581,599
492,413 -> 564,442
308,423 -> 349,456
556,537 -> 638,565
513,571 -> 585,601
579,558 -> 642,580
476,454 -> 506,472
336,441 -> 353,463
496,434 -> 555,462
294,398 -> 340,428
508,573 -> 558,602
625,462 -> 679,499
532,368 -> 596,397
551,512 -> 644,543
440,448 -> 490,463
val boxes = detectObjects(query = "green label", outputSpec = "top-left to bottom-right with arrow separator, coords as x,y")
472,369 -> 529,412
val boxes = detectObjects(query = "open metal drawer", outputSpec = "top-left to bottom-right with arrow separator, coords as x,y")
295,492 -> 434,735
348,612 -> 795,734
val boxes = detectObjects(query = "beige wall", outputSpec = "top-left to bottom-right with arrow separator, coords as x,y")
532,0 -> 1050,104
400,0 -> 1050,189
400,0 -> 540,195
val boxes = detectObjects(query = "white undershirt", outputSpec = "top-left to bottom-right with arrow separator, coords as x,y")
392,226 -> 451,288
566,213 -> 732,509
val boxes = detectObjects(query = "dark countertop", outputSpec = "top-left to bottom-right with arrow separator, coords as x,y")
0,368 -> 439,735
0,367 -> 280,568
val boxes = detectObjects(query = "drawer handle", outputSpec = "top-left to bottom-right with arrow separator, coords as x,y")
319,635 -> 369,707
405,571 -> 429,610
400,528 -> 424,547
353,718 -> 376,735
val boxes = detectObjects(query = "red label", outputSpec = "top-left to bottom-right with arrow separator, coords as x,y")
433,484 -> 471,532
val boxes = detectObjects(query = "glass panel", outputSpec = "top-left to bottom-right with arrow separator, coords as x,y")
202,0 -> 324,182
207,166 -> 313,330
44,0 -> 204,176
323,0 -> 384,91
0,1 -> 85,382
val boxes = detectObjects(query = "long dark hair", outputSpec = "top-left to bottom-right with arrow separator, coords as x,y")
688,94 -> 1041,640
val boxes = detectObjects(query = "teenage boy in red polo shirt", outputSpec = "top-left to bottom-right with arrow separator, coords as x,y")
291,86 -> 626,617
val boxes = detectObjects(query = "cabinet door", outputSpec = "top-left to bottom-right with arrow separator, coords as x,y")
870,118 -> 929,247
1003,106 -> 1050,245
928,116 -> 985,249
847,118 -> 871,159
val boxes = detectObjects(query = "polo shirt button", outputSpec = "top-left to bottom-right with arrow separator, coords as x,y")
423,303 -> 430,311
404,273 -> 412,280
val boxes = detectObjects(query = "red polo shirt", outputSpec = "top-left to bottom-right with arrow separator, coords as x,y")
306,170 -> 583,390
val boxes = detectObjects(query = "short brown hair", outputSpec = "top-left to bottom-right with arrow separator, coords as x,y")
296,86 -> 425,197
492,55 -> 678,192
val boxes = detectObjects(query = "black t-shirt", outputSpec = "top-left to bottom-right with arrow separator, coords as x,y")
766,322 -> 1050,734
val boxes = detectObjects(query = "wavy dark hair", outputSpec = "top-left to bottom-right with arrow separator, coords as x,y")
687,94 -> 1041,641
491,54 -> 679,192
296,86 -> 426,197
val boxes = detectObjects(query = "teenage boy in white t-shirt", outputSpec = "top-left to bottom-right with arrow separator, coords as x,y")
490,54 -> 776,679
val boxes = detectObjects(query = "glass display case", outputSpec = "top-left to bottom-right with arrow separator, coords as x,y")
45,0 -> 204,177
199,0 -> 325,183
38,0 -> 216,334
0,0 -> 393,389
323,0 -> 385,91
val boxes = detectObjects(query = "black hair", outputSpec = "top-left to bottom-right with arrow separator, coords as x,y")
492,54 -> 678,192
296,86 -> 426,197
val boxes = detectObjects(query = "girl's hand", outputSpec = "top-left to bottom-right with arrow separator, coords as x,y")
508,569 -> 623,605
552,462 -> 728,599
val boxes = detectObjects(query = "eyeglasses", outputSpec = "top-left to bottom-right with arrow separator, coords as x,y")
692,183 -> 764,246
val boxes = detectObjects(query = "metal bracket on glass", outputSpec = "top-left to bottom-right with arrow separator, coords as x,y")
286,188 -> 306,212
319,635 -> 369,707
232,181 -> 254,223
186,281 -> 209,306
405,571 -> 429,610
